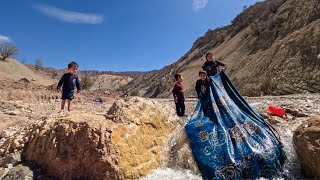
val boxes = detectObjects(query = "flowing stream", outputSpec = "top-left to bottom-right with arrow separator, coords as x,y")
142,95 -> 320,180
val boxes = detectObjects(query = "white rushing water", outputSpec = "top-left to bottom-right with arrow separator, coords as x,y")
141,168 -> 201,180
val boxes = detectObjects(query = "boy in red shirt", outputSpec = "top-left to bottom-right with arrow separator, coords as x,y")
172,73 -> 185,117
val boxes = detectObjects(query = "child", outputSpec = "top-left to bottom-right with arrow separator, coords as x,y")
202,52 -> 227,76
57,62 -> 81,112
195,71 -> 214,117
195,71 -> 211,100
172,73 -> 185,117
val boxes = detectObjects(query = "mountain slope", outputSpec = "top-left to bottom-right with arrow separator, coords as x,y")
0,58 -> 56,86
90,74 -> 133,91
26,65 -> 153,80
128,0 -> 320,97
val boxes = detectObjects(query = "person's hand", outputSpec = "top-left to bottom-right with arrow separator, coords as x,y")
174,98 -> 178,103
222,66 -> 227,71
56,88 -> 61,92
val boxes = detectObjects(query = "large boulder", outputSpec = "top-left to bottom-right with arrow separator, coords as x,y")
0,97 -> 180,179
293,115 -> 320,179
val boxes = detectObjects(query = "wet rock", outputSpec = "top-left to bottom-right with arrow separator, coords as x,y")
293,115 -> 320,179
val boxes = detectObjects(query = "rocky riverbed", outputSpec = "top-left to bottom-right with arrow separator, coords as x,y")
0,93 -> 319,179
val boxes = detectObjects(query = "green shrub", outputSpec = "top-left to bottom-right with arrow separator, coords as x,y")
80,77 -> 94,90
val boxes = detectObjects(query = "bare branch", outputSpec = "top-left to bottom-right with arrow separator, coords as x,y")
0,43 -> 19,60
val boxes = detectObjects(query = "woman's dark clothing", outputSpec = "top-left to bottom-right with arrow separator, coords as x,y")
202,60 -> 225,76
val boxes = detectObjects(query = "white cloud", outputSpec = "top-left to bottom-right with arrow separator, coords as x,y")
34,4 -> 104,24
193,0 -> 208,11
0,35 -> 11,42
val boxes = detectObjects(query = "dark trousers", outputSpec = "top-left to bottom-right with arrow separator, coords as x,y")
175,101 -> 185,117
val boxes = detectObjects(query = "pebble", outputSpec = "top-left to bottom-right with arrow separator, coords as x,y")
6,164 -> 13,169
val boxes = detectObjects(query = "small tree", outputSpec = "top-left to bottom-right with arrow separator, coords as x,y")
130,89 -> 139,96
117,85 -> 127,93
0,43 -> 19,60
35,59 -> 43,70
50,69 -> 58,79
80,71 -> 94,90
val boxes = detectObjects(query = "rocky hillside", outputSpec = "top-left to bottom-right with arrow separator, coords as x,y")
0,58 -> 56,86
90,74 -> 133,91
127,0 -> 320,97
27,65 -> 153,80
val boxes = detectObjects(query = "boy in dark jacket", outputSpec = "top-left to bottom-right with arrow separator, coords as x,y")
195,71 -> 211,100
195,71 -> 214,117
57,62 -> 81,112
172,73 -> 185,117
202,52 -> 227,76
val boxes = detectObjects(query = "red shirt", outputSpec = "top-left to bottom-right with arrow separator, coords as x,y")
172,82 -> 185,101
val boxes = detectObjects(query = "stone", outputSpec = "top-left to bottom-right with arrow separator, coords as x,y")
6,111 -> 19,116
1,131 -> 12,139
260,113 -> 270,119
288,109 -> 309,117
6,164 -> 13,169
0,168 -> 9,179
2,165 -> 33,180
0,149 -> 5,156
6,97 -> 180,179
1,151 -> 22,166
266,116 -> 282,124
293,115 -> 320,179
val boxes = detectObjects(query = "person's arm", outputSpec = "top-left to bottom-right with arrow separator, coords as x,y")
195,81 -> 201,98
75,76 -> 81,93
172,85 -> 178,103
202,62 -> 208,71
216,61 -> 227,70
205,74 -> 212,82
57,75 -> 65,92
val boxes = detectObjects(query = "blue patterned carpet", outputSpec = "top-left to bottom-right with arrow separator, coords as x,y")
185,71 -> 286,180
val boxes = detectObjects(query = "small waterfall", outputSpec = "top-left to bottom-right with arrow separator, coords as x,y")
141,116 -> 201,180
142,99 -> 311,179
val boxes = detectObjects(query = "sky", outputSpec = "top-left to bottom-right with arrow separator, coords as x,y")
0,0 -> 261,71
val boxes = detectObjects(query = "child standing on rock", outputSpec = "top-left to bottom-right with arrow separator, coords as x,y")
57,62 -> 81,112
172,73 -> 185,117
